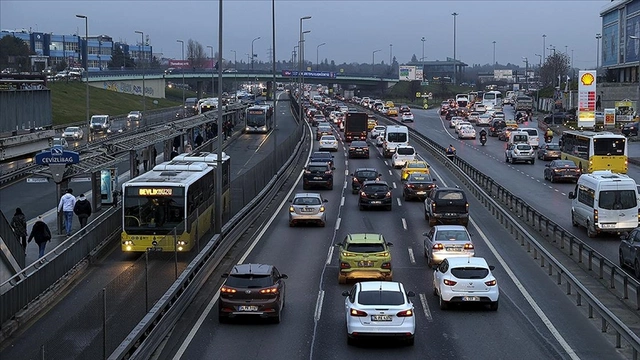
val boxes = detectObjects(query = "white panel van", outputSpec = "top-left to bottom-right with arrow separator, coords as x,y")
383,125 -> 409,158
569,171 -> 639,237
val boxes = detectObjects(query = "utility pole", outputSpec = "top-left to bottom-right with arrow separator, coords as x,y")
596,33 -> 602,70
452,12 -> 458,85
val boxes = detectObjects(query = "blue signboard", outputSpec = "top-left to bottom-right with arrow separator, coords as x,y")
281,70 -> 336,78
35,146 -> 80,165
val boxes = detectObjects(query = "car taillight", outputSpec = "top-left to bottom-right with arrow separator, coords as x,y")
443,279 -> 457,286
260,286 -> 279,294
406,184 -> 414,189
350,308 -> 368,317
465,203 -> 469,212
431,203 -> 436,211
485,279 -> 497,286
594,209 -> 598,223
385,191 -> 392,198
381,262 -> 391,269
464,243 -> 474,250
221,286 -> 237,293
396,309 -> 413,317
433,243 -> 444,250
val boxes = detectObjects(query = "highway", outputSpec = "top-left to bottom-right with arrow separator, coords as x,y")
154,112 -> 621,359
0,96 -> 296,359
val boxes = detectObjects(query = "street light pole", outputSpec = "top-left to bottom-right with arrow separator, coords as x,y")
372,49 -> 381,76
596,33 -> 602,70
630,36 -> 640,113
421,37 -> 425,64
75,14 -> 89,140
542,34 -> 547,62
207,45 -> 214,97
389,43 -> 393,68
135,30 -> 145,116
177,40 -> 185,114
230,49 -> 237,97
316,42 -> 326,71
251,36 -> 261,70
298,15 -> 311,123
492,41 -> 496,68
522,57 -> 529,92
271,0 -> 278,176
452,12 -> 458,85
215,0 -> 223,235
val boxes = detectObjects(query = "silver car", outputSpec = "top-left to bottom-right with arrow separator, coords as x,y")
505,143 -> 535,164
62,126 -> 84,140
423,225 -> 475,267
288,193 -> 328,227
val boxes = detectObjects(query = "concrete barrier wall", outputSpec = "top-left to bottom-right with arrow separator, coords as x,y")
90,78 -> 165,99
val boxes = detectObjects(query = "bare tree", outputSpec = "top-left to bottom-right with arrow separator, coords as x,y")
540,52 -> 570,88
187,39 -> 207,69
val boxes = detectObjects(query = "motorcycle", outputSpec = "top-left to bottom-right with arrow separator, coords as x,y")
480,135 -> 487,146
445,149 -> 456,160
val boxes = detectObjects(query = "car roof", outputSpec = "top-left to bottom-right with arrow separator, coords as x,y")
308,161 -> 330,167
293,192 -> 322,198
346,233 -> 386,244
358,281 -> 403,292
362,180 -> 389,186
434,225 -> 467,231
446,257 -> 489,268
351,141 -> 367,145
230,263 -> 273,275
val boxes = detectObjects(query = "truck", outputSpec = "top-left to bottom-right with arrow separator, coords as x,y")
343,90 -> 354,100
514,96 -> 533,112
424,187 -> 469,227
344,112 -> 368,142
455,94 -> 469,108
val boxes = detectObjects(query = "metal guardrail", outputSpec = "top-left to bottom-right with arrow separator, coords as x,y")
365,106 -> 640,357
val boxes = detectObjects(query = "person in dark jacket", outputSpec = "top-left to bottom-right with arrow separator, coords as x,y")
11,207 -> 27,249
28,216 -> 52,258
73,194 -> 92,229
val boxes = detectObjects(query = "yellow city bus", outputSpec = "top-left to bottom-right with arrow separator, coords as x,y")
121,152 -> 230,252
559,130 -> 627,174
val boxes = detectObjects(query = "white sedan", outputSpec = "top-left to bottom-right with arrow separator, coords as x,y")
455,121 -> 472,133
370,125 -> 386,139
458,125 -> 476,139
401,112 -> 414,122
433,257 -> 499,311
62,126 -> 84,140
319,135 -> 339,151
477,114 -> 492,126
343,281 -> 416,346
449,116 -> 464,129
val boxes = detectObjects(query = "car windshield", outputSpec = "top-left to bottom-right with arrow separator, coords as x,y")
318,126 -> 331,132
352,142 -> 367,147
545,144 -> 561,150
226,274 -> 273,288
598,190 -> 637,210
363,184 -> 389,192
356,171 -> 378,178
358,290 -> 404,305
65,127 -> 79,132
312,153 -> 331,159
409,163 -> 427,169
522,129 -> 538,136
554,160 -> 575,167
437,191 -> 463,200
322,136 -> 336,141
293,197 -> 321,205
346,243 -> 385,253
397,147 -> 415,155
387,132 -> 407,142
435,230 -> 470,241
308,165 -> 327,172
450,267 -> 490,279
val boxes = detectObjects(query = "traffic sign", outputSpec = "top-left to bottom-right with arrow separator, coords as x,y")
34,146 -> 80,165
70,177 -> 92,182
416,92 -> 421,98
421,81 -> 429,86
27,177 -> 49,183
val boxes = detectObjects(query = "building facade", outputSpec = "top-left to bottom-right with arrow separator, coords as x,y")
600,0 -> 640,82
406,58 -> 468,84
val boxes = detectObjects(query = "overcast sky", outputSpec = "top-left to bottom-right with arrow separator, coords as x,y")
1,1 -> 607,69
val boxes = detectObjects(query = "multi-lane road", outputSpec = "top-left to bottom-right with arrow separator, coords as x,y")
153,106 -> 622,359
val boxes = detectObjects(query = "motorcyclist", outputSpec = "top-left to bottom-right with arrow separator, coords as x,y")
446,144 -> 456,157
545,128 -> 554,143
479,129 -> 487,145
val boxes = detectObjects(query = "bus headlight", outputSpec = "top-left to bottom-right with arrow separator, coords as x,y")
124,240 -> 133,245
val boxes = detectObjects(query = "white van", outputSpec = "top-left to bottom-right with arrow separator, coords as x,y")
383,125 -> 409,158
508,131 -> 529,145
89,115 -> 111,133
392,145 -> 416,168
568,171 -> 639,237
519,128 -> 540,148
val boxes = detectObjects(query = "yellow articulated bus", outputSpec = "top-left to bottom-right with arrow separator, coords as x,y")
121,152 -> 230,252
560,130 -> 627,174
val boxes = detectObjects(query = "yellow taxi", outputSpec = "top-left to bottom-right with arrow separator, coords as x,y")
401,160 -> 430,180
387,107 -> 399,116
367,116 -> 377,130
385,101 -> 395,108
505,120 -> 518,130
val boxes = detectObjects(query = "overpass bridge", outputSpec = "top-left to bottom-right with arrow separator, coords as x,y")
83,69 -> 399,99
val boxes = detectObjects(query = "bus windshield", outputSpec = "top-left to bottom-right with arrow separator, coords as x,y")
246,110 -> 267,126
124,187 -> 185,234
593,137 -> 625,156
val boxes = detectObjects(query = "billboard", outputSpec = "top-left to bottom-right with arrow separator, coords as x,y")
577,71 -> 597,129
602,24 -> 619,66
281,70 -> 336,78
399,66 -> 416,81
493,69 -> 513,80
604,108 -> 616,127
415,67 -> 424,81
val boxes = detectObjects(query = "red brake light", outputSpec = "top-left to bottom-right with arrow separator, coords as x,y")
485,279 -> 497,286
381,262 -> 392,269
396,309 -> 413,317
340,262 -> 351,269
259,286 -> 279,294
350,308 -> 368,317
443,279 -> 457,286
221,286 -> 237,293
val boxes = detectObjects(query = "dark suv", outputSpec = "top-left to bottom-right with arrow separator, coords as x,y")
489,119 -> 506,137
218,263 -> 288,323
358,180 -> 392,211
309,151 -> 334,167
424,187 -> 469,227
303,162 -> 335,190
348,141 -> 369,159
351,168 -> 381,194
622,122 -> 640,137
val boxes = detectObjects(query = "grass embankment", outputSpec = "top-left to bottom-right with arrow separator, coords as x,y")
49,82 -> 182,126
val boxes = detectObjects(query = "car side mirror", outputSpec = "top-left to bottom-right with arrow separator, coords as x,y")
342,291 -> 350,297
221,273 -> 229,278
335,242 -> 342,247
323,199 -> 328,203
386,242 -> 394,246
545,164 -> 550,167
489,265 -> 495,271
568,192 -> 575,199
406,291 -> 416,298
331,167 -> 336,170
280,274 -> 288,279
422,232 -> 429,236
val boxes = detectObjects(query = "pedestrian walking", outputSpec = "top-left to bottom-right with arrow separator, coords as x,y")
28,216 -> 52,259
73,194 -> 92,229
226,120 -> 233,138
170,147 -> 179,160
185,143 -> 193,153
142,148 -> 150,171
58,188 -> 76,236
11,207 -> 27,249
195,133 -> 204,148
152,147 -> 157,167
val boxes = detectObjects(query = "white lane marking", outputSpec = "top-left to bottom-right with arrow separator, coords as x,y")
396,197 -> 402,206
340,197 -> 345,207
326,246 -> 334,265
172,137 -> 312,360
401,218 -> 407,230
407,247 -> 415,264
335,217 -> 341,230
343,181 -> 347,189
470,217 -> 580,360
392,182 -> 397,189
344,169 -> 348,176
314,290 -> 325,321
388,169 -> 393,176
419,293 -> 433,322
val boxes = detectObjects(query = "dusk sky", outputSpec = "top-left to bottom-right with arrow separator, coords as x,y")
1,1 -> 607,69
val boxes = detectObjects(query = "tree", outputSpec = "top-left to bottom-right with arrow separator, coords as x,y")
108,46 -> 135,70
540,52 -> 570,88
0,35 -> 32,71
187,39 -> 207,69
410,54 -> 418,63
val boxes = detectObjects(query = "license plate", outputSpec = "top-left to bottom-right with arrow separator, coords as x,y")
301,208 -> 314,213
371,201 -> 381,204
314,176 -> 323,180
239,305 -> 258,311
417,191 -> 426,195
371,315 -> 392,321
600,223 -> 616,229
446,247 -> 462,251
358,260 -> 374,267
146,247 -> 163,252
462,296 -> 480,302
356,149 -> 363,152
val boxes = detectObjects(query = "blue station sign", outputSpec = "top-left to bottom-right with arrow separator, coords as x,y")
35,146 -> 80,165
281,70 -> 336,78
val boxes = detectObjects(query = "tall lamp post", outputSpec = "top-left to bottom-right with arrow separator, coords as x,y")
135,30 -> 146,116
542,34 -> 547,61
207,45 -> 214,97
251,36 -> 261,70
452,12 -> 458,85
298,15 -> 311,123
75,14 -> 89,140
522,57 -> 529,92
271,0 -> 278,175
492,41 -> 496,68
372,49 -> 381,76
177,40 -> 185,113
421,37 -> 425,64
389,43 -> 393,68
596,33 -> 602,70
215,0 -> 223,235
230,49 -> 237,97
316,42 -> 326,71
